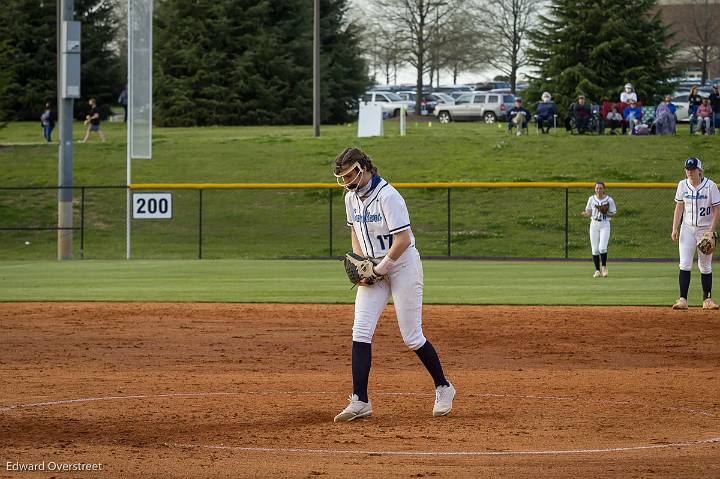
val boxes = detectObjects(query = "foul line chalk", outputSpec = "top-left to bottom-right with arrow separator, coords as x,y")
164,437 -> 720,457
1,390 -> 714,417
2,390 -> 718,457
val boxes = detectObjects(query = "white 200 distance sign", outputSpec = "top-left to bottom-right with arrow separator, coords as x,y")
132,193 -> 172,219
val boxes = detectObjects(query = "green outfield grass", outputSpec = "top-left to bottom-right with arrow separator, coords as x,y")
0,120 -> 717,260
0,259 -> 685,305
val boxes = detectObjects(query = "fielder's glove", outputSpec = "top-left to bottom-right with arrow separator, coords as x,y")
595,203 -> 610,215
697,231 -> 718,255
343,252 -> 382,286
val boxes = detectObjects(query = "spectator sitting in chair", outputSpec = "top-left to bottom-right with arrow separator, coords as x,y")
569,95 -> 592,134
695,98 -> 714,135
535,91 -> 557,134
622,99 -> 642,135
620,83 -> 637,104
507,98 -> 531,136
655,95 -> 676,136
605,106 -> 623,135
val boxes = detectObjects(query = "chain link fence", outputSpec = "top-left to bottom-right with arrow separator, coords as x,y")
0,183 -> 677,260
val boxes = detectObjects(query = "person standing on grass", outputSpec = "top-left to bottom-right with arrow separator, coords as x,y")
40,103 -> 55,142
581,182 -> 617,278
82,98 -> 106,143
118,85 -> 128,123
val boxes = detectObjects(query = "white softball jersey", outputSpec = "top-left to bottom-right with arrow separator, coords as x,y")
585,195 -> 616,255
675,177 -> 720,272
585,195 -> 617,222
344,177 -> 415,258
675,178 -> 720,228
344,176 -> 426,351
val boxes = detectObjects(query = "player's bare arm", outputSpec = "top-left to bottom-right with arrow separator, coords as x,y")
671,202 -> 684,242
711,204 -> 720,232
350,228 -> 363,256
384,230 -> 411,261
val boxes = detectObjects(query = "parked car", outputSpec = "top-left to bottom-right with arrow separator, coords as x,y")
672,94 -> 692,123
474,81 -> 510,91
397,91 -> 433,114
434,92 -> 515,123
430,92 -> 455,105
432,85 -> 473,94
396,91 -> 453,115
362,91 -> 413,117
449,91 -> 469,100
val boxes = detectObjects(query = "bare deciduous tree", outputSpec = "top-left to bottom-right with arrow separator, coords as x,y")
475,0 -> 540,93
679,0 -> 720,84
441,9 -> 490,85
373,0 -> 460,112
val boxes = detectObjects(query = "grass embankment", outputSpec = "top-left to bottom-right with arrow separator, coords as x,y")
0,120 -> 717,260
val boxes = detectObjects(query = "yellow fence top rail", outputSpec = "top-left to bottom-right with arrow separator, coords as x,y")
130,181 -> 677,190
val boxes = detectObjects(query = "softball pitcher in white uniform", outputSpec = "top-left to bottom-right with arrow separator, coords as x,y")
581,182 -> 617,277
671,157 -> 720,310
332,147 -> 455,422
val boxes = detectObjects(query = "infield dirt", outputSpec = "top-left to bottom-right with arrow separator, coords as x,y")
1,303 -> 719,478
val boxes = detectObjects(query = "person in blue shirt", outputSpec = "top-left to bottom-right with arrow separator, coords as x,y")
535,92 -> 557,134
622,99 -> 643,135
40,103 -> 55,142
507,98 -> 531,135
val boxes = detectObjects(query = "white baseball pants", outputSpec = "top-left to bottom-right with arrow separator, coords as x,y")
589,220 -> 611,255
679,223 -> 713,273
352,247 -> 426,350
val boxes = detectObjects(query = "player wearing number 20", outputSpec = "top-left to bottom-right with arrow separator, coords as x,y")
332,147 -> 455,422
671,157 -> 720,310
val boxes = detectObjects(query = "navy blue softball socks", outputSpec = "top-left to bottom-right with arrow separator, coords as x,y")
702,272 -> 713,299
351,341 -> 371,403
600,252 -> 607,266
679,270 -> 691,299
414,340 -> 449,388
352,340 -> 449,402
592,255 -> 601,271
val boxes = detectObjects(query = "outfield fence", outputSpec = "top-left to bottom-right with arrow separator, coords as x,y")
0,182 -> 678,260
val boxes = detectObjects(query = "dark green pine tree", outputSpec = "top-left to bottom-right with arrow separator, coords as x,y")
0,0 -> 122,121
525,0 -> 677,113
154,0 -> 233,126
75,0 -> 123,118
0,0 -> 57,121
154,0 -> 369,126
318,0 -> 369,124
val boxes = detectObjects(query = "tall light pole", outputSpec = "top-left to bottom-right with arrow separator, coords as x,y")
313,0 -> 320,137
57,0 -> 80,259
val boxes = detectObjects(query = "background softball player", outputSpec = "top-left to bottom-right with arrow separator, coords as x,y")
581,182 -> 616,277
671,157 -> 720,310
332,147 -> 455,422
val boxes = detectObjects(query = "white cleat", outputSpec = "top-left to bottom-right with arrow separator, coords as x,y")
334,394 -> 372,422
433,382 -> 456,417
703,298 -> 720,310
593,270 -> 601,278
601,266 -> 608,277
672,297 -> 688,310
